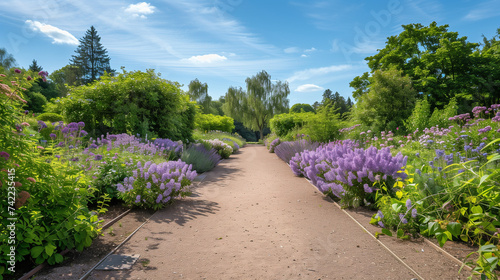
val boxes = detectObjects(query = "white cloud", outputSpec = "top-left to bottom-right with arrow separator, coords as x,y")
25,20 -> 79,45
125,2 -> 156,18
287,64 -> 353,83
296,84 -> 324,92
301,54 -> 308,58
464,0 -> 500,20
304,47 -> 317,52
284,47 -> 300,53
186,54 -> 227,64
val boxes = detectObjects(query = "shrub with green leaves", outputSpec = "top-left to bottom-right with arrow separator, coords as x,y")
0,71 -> 100,277
37,112 -> 64,123
202,139 -> 233,159
47,69 -> 196,142
195,113 -> 235,133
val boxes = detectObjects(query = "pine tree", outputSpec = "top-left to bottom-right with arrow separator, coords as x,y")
29,59 -> 43,72
70,26 -> 112,84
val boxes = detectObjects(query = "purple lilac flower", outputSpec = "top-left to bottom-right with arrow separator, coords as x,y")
50,133 -> 57,139
378,221 -> 385,228
78,122 -> 85,127
61,127 -> 69,134
377,210 -> 384,219
135,195 -> 141,203
411,208 -> 417,218
94,155 -> 103,161
406,199 -> 412,210
14,69 -> 21,73
399,213 -> 408,224
80,130 -> 88,137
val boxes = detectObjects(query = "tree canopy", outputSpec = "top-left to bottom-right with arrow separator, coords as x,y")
223,70 -> 290,139
350,22 -> 500,110
0,48 -> 16,71
70,26 -> 112,85
290,103 -> 315,113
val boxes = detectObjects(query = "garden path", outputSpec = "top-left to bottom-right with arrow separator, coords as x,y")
90,145 -> 466,280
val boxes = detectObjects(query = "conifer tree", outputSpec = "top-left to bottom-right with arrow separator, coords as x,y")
70,26 -> 112,84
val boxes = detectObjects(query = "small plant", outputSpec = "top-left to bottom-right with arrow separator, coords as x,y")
181,144 -> 221,173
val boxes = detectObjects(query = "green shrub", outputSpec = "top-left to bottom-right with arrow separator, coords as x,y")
47,70 -> 196,142
37,112 -> 64,123
195,113 -> 235,133
24,91 -> 47,113
1,73 -> 100,277
202,139 -> 233,159
270,112 -> 315,137
290,103 -> 315,113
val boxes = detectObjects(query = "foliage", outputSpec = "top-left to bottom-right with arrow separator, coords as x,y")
49,65 -> 81,96
193,130 -> 246,148
23,90 -> 47,113
181,144 -> 221,173
351,69 -> 417,134
202,139 -> 233,159
0,48 -> 16,70
70,26 -> 113,85
37,112 -> 64,123
195,113 -> 235,133
117,160 -> 197,210
47,69 -> 196,142
270,112 -> 315,138
319,89 -> 353,119
188,79 -> 215,114
0,69 -> 100,277
290,103 -> 315,113
223,70 -> 290,140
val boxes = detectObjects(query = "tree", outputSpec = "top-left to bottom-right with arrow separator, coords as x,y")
188,78 -> 213,114
290,103 -> 315,113
318,89 -> 352,119
70,26 -> 112,84
0,48 -> 16,71
223,70 -> 290,140
351,69 -> 417,133
29,59 -> 43,72
50,65 -> 81,96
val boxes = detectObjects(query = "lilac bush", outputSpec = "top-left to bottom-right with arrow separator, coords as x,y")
117,160 -> 197,210
269,138 -> 281,153
290,140 -> 408,207
274,139 -> 321,163
181,144 -> 221,173
203,139 -> 233,159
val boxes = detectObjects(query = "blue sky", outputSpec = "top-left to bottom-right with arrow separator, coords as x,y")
0,0 -> 499,106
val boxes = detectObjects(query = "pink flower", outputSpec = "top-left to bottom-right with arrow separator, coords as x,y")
27,177 -> 36,183
21,122 -> 30,126
14,69 -> 21,74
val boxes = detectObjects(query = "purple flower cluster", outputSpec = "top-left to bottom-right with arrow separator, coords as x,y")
117,160 -> 197,209
448,113 -> 471,122
274,139 -> 321,164
290,140 -> 407,201
339,124 -> 361,133
269,138 -> 281,153
154,138 -> 183,154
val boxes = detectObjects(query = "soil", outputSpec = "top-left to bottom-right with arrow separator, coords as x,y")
23,145 -> 487,279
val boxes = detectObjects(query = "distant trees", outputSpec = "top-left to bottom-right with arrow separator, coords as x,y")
290,103 -> 315,113
223,70 -> 290,140
188,78 -> 214,114
70,26 -> 112,85
0,48 -> 16,71
29,59 -> 43,72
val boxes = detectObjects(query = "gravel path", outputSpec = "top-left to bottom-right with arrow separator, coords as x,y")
89,145 -> 466,280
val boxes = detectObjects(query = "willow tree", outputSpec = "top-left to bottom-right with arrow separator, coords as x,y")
223,70 -> 290,140
188,78 -> 213,114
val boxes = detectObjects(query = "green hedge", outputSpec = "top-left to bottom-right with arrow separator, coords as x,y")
269,112 -> 315,137
46,70 -> 196,142
195,113 -> 235,133
37,113 -> 64,123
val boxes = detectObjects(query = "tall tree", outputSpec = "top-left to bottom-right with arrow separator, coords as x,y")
223,70 -> 290,140
353,22 -> 480,108
188,78 -> 213,114
0,48 -> 16,71
50,65 -> 81,96
29,59 -> 43,72
70,26 -> 112,84
351,69 -> 417,133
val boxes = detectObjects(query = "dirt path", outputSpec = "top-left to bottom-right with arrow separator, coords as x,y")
89,145 -> 467,280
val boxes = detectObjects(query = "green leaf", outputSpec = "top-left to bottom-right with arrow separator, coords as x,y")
443,231 -> 453,240
471,205 -> 483,214
381,228 -> 393,237
446,222 -> 462,237
436,232 -> 448,247
54,253 -> 64,263
397,229 -> 404,238
460,234 -> 468,242
45,243 -> 57,256
31,246 -> 44,258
